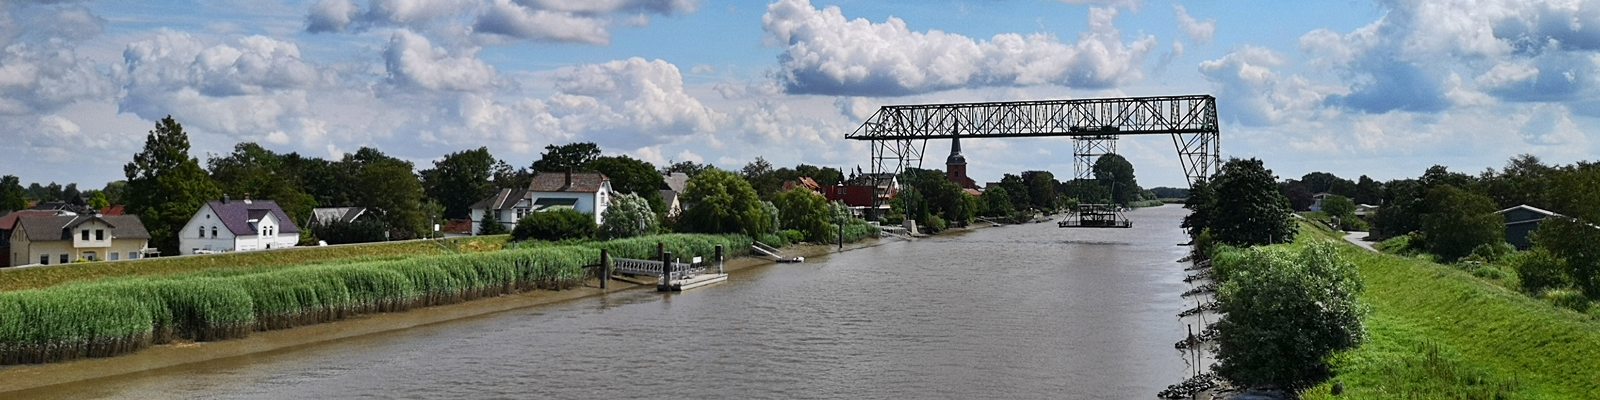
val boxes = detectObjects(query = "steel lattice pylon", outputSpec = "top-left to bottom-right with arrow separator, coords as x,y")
846,95 -> 1220,214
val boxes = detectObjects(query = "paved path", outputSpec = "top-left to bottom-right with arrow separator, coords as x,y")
1342,231 -> 1379,252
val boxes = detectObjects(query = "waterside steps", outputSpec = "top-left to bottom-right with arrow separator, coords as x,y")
598,245 -> 730,292
1057,204 -> 1133,228
752,241 -> 804,263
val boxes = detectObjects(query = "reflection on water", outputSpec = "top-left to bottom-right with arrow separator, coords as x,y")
26,205 -> 1202,400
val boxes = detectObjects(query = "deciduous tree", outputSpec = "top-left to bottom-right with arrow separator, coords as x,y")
208,142 -> 317,224
420,147 -> 496,219
599,192 -> 657,239
531,142 -> 601,172
0,175 -> 26,212
1418,185 -> 1503,262
124,116 -> 223,255
1214,242 -> 1365,389
1092,153 -> 1138,206
586,155 -> 666,214
678,168 -> 772,236
1210,158 -> 1296,247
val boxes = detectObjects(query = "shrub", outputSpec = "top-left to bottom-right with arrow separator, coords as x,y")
1213,241 -> 1365,390
478,212 -> 509,235
1542,288 -> 1591,313
1418,185 -> 1504,262
599,192 -> 657,240
512,209 -> 596,242
927,215 -> 947,233
1508,248 -> 1572,294
780,229 -> 805,244
313,219 -> 389,245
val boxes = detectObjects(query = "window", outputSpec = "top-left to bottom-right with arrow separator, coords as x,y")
109,252 -> 119,261
212,226 -> 218,238
60,254 -> 69,264
84,251 -> 97,261
95,229 -> 104,241
129,252 -> 139,260
199,226 -> 206,238
81,230 -> 90,241
40,254 -> 48,265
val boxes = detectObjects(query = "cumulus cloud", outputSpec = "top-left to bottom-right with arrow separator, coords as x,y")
762,0 -> 1157,96
1198,46 -> 1326,126
383,29 -> 498,91
0,4 -> 115,116
307,0 -> 698,45
546,57 -> 723,139
119,31 -> 325,137
1173,4 -> 1214,44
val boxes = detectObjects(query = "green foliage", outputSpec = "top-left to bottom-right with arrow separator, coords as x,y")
771,187 -> 832,241
477,212 -> 508,235
1372,179 -> 1424,239
661,159 -> 712,178
583,233 -> 752,260
1534,163 -> 1600,298
1210,158 -> 1297,246
0,175 -> 26,212
1321,194 -> 1356,219
512,209 -> 596,242
311,219 -> 388,245
979,186 -> 1015,217
419,147 -> 496,219
88,191 -> 110,209
1022,170 -> 1058,212
678,168 -> 773,236
1181,179 -> 1215,239
586,155 -> 666,215
1091,153 -> 1138,205
1507,247 -> 1571,294
1418,185 -> 1504,263
898,168 -> 975,230
207,142 -> 318,225
345,148 -> 428,239
124,116 -> 224,256
599,192 -> 657,240
530,142 -> 601,172
1540,288 -> 1590,313
1214,241 -> 1366,390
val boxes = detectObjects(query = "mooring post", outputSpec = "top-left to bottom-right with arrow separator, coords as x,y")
715,245 -> 724,274
599,249 -> 609,289
661,251 -> 673,291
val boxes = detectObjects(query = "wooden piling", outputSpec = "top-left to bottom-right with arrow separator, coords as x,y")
599,249 -> 609,289
661,251 -> 673,291
715,245 -> 724,274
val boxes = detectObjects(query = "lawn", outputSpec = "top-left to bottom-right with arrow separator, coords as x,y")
0,236 -> 510,292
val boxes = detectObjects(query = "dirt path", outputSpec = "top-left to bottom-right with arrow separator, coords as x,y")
1342,231 -> 1379,252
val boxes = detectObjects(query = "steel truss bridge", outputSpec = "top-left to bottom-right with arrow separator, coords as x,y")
845,94 -> 1220,195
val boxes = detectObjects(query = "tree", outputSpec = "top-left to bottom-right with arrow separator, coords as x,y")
1533,163 -> 1600,297
771,186 -> 832,240
794,164 -> 845,187
1092,153 -> 1138,205
345,147 -> 427,239
1280,181 -> 1314,211
1210,158 -> 1297,247
87,191 -> 110,209
512,209 -> 596,241
101,181 -> 127,206
1320,194 -> 1356,219
1181,178 -> 1215,239
1021,170 -> 1058,211
678,168 -> 772,236
478,211 -> 508,235
531,142 -> 601,172
492,160 -> 533,190
1353,175 -> 1383,206
599,192 -> 658,239
740,157 -> 782,196
998,173 -> 1030,211
1418,185 -> 1503,262
311,220 -> 388,245
420,147 -> 496,219
208,142 -> 317,224
1372,178 -> 1424,239
586,155 -> 666,214
661,159 -> 712,178
61,183 -> 81,205
1214,242 -> 1365,389
980,186 -> 1015,217
124,116 -> 223,255
0,175 -> 26,212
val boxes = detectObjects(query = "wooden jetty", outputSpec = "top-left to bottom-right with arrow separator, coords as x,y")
601,245 -> 729,292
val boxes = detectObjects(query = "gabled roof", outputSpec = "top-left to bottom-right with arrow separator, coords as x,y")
470,188 -> 529,211
530,171 -> 609,193
15,214 -> 150,241
310,207 -> 366,225
661,172 -> 690,193
99,205 -> 125,216
204,200 -> 301,235
1,210 -> 64,230
1495,204 -> 1559,217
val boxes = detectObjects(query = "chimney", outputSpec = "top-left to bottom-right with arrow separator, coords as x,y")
564,167 -> 573,190
223,194 -> 230,204
243,193 -> 252,204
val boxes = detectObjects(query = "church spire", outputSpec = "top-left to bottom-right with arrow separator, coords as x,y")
946,134 -> 966,165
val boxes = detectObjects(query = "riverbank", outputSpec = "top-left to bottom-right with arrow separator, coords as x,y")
0,236 -> 890,395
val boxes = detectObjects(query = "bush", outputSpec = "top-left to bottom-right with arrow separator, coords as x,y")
780,229 -> 805,244
1542,288 -> 1590,313
1508,248 -> 1572,294
927,215 -> 947,233
599,192 -> 657,240
312,219 -> 389,245
512,209 -> 596,242
1374,233 -> 1414,254
478,212 -> 508,235
1419,185 -> 1504,262
1213,241 -> 1365,390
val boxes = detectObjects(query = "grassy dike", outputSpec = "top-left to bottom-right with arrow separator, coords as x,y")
1287,224 -> 1600,398
0,234 -> 751,366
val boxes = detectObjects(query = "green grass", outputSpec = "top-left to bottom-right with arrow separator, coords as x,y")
0,236 -> 512,292
1296,239 -> 1600,398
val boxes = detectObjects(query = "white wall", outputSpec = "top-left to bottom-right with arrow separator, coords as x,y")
180,204 -> 236,254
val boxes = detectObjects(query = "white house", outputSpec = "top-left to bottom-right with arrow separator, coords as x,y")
179,196 -> 300,254
659,172 -> 689,218
470,171 -> 613,234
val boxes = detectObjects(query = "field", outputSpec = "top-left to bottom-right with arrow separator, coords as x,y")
0,236 -> 512,292
1285,227 -> 1600,398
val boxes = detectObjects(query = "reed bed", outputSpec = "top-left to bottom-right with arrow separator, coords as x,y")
583,233 -> 752,260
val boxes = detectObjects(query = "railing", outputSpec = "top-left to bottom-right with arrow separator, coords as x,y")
612,257 -> 708,281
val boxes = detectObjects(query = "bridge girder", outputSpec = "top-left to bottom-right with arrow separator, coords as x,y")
846,94 -> 1219,190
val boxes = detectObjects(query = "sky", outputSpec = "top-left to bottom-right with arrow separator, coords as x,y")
3,0 -> 1599,190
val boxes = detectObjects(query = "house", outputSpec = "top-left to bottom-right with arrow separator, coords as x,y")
1354,203 -> 1379,217
1,210 -> 68,268
469,170 -> 613,234
99,205 -> 125,216
1497,204 -> 1560,250
8,212 -> 151,267
308,207 -> 367,226
660,172 -> 690,217
178,196 -> 301,254
1309,192 -> 1333,212
782,177 -> 823,195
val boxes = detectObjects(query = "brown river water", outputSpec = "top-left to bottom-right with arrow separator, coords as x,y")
9,205 -> 1208,399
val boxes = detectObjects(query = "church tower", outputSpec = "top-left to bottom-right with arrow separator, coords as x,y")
946,135 -> 977,189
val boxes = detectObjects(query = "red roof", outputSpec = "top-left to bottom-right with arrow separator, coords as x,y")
0,210 -> 61,230
443,219 -> 472,234
100,205 -> 125,216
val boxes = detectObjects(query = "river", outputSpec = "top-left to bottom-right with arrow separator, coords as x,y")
22,205 -> 1205,399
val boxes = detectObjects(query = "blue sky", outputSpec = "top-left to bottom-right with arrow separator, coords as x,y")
3,0 -> 1598,190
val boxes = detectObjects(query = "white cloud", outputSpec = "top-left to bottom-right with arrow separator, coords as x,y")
762,0 -> 1157,96
119,31 -> 325,137
383,29 -> 498,91
306,0 -> 699,45
1172,4 -> 1214,45
1198,45 -> 1326,126
473,0 -> 610,44
546,57 -> 724,140
1057,0 -> 1142,11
